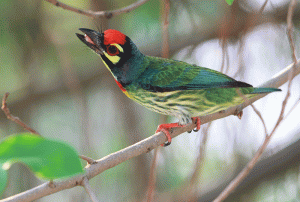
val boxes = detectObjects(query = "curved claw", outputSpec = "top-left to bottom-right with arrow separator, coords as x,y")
187,117 -> 202,133
156,119 -> 201,146
158,128 -> 172,146
156,123 -> 181,147
191,117 -> 201,129
163,141 -> 171,147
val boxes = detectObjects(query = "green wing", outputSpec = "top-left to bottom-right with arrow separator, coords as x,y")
138,56 -> 252,92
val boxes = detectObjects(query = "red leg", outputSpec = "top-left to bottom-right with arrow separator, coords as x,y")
156,123 -> 184,146
191,117 -> 201,131
156,117 -> 201,147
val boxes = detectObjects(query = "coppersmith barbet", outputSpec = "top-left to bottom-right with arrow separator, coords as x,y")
76,28 -> 281,146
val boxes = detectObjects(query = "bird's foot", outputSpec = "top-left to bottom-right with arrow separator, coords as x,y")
156,123 -> 184,147
187,117 -> 201,132
157,117 -> 201,146
235,110 -> 243,119
234,105 -> 243,120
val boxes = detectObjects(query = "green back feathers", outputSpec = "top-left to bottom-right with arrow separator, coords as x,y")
138,56 -> 252,92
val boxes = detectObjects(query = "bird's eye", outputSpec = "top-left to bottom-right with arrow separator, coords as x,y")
107,45 -> 119,56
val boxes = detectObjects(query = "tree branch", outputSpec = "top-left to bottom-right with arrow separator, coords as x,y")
1,92 -> 40,135
81,177 -> 99,202
1,61 -> 300,202
283,97 -> 300,120
44,0 -> 149,19
287,0 -> 298,63
146,148 -> 160,202
213,1 -> 298,200
161,0 -> 170,58
79,155 -> 97,165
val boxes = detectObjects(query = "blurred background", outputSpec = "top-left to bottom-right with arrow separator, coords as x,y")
1,0 -> 300,201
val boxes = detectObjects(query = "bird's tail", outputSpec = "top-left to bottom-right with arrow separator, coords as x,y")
250,88 -> 281,94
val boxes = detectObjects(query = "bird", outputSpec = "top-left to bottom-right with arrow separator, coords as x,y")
76,28 -> 281,146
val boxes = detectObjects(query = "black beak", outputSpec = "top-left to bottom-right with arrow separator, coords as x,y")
76,28 -> 104,55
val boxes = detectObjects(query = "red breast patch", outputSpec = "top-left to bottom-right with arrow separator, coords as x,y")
114,79 -> 126,92
104,29 -> 126,45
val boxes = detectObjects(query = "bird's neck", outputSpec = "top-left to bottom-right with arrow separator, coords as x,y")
104,40 -> 146,87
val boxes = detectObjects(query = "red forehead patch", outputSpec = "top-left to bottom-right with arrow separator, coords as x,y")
103,29 -> 126,45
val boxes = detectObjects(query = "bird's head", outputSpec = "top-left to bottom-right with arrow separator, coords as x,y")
76,28 -> 144,84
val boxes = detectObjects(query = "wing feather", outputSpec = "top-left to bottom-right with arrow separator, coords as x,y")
138,56 -> 252,92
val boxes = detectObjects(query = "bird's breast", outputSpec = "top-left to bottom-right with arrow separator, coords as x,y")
114,79 -> 132,98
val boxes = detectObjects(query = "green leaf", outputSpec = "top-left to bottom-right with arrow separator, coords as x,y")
0,133 -> 84,181
0,164 -> 7,195
225,0 -> 234,5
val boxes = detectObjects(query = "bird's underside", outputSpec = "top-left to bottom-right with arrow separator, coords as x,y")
126,86 -> 255,125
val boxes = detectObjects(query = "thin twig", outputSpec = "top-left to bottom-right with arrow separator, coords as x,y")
79,155 -> 97,165
146,148 -> 160,202
250,104 -> 268,137
224,47 -> 230,75
269,27 -> 297,136
145,114 -> 167,201
186,122 -> 211,202
2,60 -> 300,202
220,40 -> 228,74
283,97 -> 300,120
44,0 -> 149,19
82,177 -> 99,202
269,79 -> 291,137
161,0 -> 170,58
287,0 -> 298,63
259,0 -> 269,13
214,1 -> 298,200
236,90 -> 269,137
233,36 -> 246,79
215,80 -> 294,201
214,77 -> 294,202
220,41 -> 226,73
1,93 -> 40,135
233,0 -> 268,79
213,132 -> 272,202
